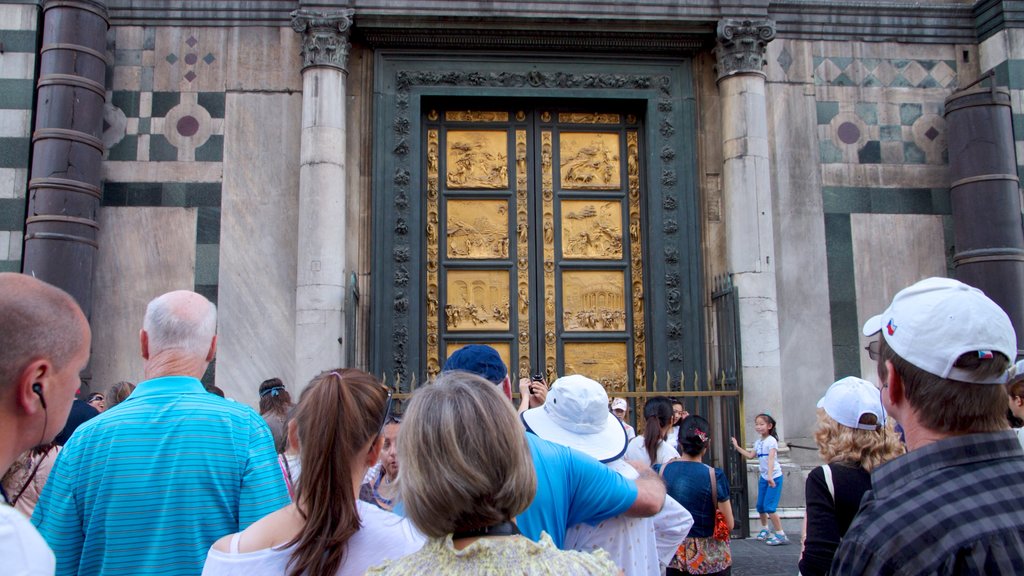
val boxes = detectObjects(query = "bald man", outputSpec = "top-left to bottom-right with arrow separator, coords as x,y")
33,290 -> 289,576
0,273 -> 91,575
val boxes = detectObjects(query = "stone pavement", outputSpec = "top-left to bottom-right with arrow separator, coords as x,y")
731,533 -> 802,576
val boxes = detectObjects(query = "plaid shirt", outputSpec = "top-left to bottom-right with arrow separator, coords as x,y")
831,430 -> 1024,575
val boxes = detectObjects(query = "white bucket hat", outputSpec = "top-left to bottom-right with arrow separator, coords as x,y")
817,377 -> 885,430
520,374 -> 628,463
862,277 -> 1016,385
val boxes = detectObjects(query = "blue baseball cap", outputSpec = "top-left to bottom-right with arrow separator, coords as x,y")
442,344 -> 508,385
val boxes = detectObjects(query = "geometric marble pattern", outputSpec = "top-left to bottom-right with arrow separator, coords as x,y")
814,57 -> 958,89
106,27 -> 225,163
817,100 -> 947,165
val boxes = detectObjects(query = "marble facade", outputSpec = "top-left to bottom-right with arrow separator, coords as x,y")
3,1 -> 1022,440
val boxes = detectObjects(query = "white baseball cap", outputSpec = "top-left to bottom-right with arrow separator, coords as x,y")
817,377 -> 885,430
862,277 -> 1016,384
610,397 -> 628,412
520,374 -> 628,463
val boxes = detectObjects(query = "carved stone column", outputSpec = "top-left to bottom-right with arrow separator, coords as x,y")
714,19 -> 786,439
291,8 -> 353,388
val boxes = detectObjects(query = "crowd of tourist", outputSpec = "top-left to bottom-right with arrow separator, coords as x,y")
2,272 -> 1024,575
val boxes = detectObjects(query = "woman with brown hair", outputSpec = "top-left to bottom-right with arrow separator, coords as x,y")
366,370 -> 619,575
202,369 -> 423,576
798,377 -> 905,576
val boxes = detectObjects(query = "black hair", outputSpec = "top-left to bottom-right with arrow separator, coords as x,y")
756,413 -> 778,440
643,397 -> 674,464
679,414 -> 711,456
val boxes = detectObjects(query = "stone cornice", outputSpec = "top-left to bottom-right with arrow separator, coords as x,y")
290,8 -> 354,72
715,18 -> 775,81
769,1 -> 976,44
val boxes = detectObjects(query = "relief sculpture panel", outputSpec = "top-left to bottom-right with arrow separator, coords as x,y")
446,130 -> 509,189
445,270 -> 511,331
559,132 -> 621,190
561,200 -> 623,259
446,199 -> 509,259
563,342 -> 628,395
562,270 -> 626,332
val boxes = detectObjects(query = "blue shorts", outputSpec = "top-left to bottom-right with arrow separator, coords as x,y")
757,474 -> 783,514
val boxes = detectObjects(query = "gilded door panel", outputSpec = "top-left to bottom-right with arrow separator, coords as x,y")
559,132 -> 620,190
446,199 -> 509,259
560,199 -> 623,259
563,342 -> 629,395
562,270 -> 626,332
446,130 -> 509,189
425,109 -> 645,389
445,270 -> 511,331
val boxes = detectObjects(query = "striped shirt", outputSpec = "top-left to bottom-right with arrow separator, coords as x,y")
32,376 -> 290,576
831,430 -> 1024,575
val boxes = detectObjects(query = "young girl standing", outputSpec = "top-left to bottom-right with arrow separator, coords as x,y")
731,413 -> 788,545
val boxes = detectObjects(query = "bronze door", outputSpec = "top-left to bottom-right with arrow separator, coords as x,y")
424,107 -> 646,396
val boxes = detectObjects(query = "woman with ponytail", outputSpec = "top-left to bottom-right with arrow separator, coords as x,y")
624,397 -> 680,467
202,369 -> 424,576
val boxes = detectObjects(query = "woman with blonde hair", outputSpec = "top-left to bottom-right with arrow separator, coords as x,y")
366,370 -> 619,575
798,377 -> 904,576
202,369 -> 423,576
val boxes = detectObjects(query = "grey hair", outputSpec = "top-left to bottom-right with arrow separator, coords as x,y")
398,370 -> 536,538
142,291 -> 217,358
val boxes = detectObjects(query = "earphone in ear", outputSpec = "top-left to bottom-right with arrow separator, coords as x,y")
32,383 -> 47,409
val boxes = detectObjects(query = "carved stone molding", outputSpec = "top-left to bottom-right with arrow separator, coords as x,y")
714,18 -> 776,81
290,8 -> 354,72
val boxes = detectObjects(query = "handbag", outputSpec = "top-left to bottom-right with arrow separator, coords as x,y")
707,465 -> 731,542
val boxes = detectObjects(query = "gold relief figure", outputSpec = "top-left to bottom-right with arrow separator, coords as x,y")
559,133 -> 621,190
564,342 -> 629,395
427,285 -> 438,318
446,200 -> 509,259
562,270 -> 627,332
558,112 -> 621,124
541,111 -> 551,122
428,110 -> 439,121
446,270 -> 511,331
446,131 -> 509,189
427,357 -> 440,378
428,140 -> 439,175
627,144 -> 639,176
543,218 -> 554,245
561,200 -> 623,259
445,111 -> 509,122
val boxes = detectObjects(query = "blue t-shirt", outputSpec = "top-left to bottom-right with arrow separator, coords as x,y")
516,432 -> 638,548
659,461 -> 730,538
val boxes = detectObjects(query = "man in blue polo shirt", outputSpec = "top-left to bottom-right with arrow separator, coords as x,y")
33,290 -> 289,576
443,345 -> 665,548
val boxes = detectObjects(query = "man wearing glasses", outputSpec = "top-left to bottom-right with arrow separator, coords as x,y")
33,290 -> 290,576
831,277 -> 1024,575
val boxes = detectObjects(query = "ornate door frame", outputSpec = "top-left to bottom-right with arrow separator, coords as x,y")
371,52 -> 704,395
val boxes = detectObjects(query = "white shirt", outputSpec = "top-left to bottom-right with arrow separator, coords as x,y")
625,436 -> 679,468
201,500 -> 425,576
564,462 -> 692,575
754,435 -> 783,480
666,426 -> 679,451
1015,427 -> 1024,452
0,502 -> 56,576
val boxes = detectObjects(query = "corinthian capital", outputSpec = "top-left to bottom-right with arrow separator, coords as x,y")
290,8 -> 355,72
714,18 -> 776,82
